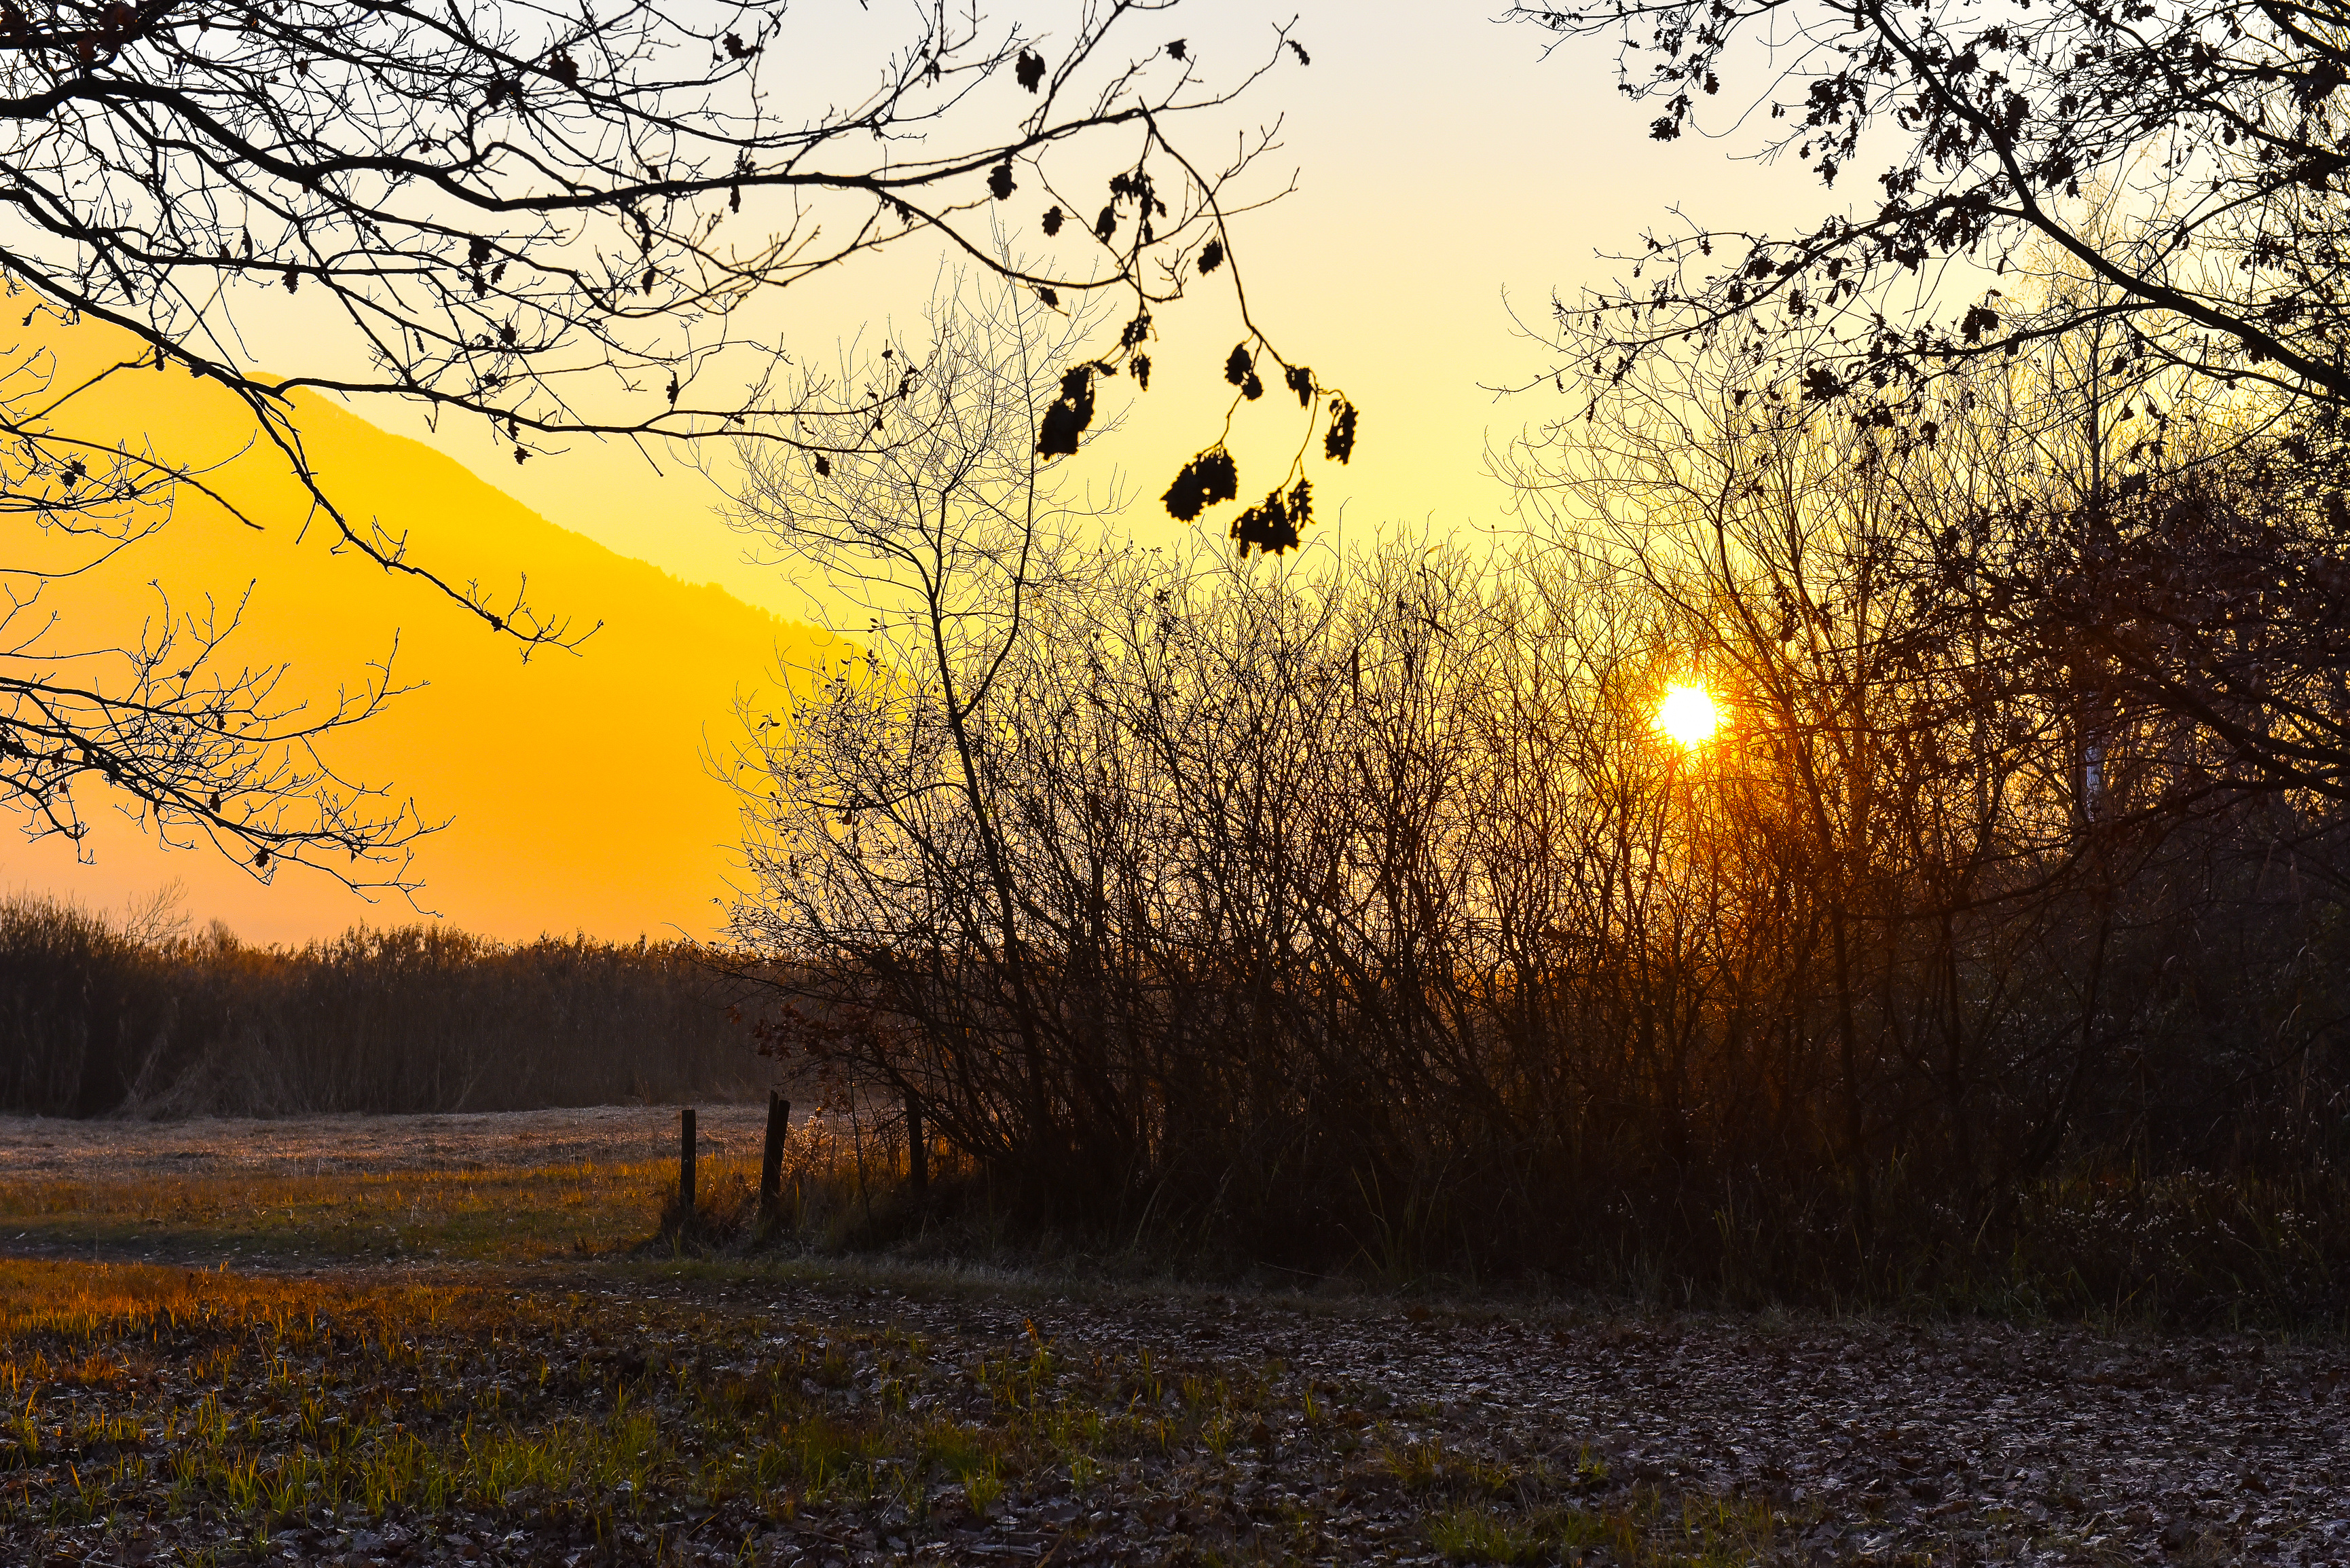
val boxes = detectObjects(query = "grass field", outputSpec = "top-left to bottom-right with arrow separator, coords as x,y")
0,1107 -> 771,1266
2,1110 -> 2345,1567
3,1158 -> 706,1265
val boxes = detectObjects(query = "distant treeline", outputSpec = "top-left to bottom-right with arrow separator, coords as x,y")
0,901 -> 761,1117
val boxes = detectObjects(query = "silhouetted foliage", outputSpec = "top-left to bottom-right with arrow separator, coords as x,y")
1162,446 -> 1239,522
1034,365 -> 1099,460
1324,397 -> 1358,464
1230,481 -> 1308,556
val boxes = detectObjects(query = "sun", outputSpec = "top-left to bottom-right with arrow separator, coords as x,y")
1654,683 -> 1722,749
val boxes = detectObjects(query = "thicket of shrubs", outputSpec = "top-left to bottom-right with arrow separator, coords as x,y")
720,300 -> 2350,1323
0,901 -> 758,1117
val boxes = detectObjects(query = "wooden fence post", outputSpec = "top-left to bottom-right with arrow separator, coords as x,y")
905,1089 -> 928,1195
678,1105 -> 697,1219
759,1091 -> 790,1223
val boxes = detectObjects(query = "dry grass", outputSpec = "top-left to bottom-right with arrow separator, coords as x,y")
0,1106 -> 775,1265
0,1105 -> 779,1182
0,1157 -> 779,1267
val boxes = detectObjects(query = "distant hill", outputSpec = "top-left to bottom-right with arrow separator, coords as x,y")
1,312 -> 833,944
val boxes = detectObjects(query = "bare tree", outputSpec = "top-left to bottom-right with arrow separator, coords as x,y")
722,270 -> 1115,1170
0,343 -> 420,880
1504,0 -> 2350,844
0,0 -> 1340,883
726,362 -> 2349,1294
1509,0 -> 2350,422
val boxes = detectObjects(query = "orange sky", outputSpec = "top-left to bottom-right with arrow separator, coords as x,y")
2,3 -> 1824,945
5,312 -> 832,945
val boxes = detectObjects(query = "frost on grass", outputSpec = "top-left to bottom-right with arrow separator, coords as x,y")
1,1258 -> 2346,1566
0,1104 -> 779,1182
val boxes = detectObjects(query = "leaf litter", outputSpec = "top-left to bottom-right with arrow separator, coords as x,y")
2,1252 -> 2344,1566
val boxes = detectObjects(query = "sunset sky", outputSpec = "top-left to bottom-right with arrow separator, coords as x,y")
6,0 -> 1820,946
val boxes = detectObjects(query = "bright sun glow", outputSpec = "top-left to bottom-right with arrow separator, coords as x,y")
1655,684 -> 1722,749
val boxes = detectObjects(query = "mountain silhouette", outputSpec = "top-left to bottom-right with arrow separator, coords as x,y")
3,310 -> 828,944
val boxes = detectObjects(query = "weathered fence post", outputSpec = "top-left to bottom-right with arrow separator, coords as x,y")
905,1089 -> 928,1195
678,1105 -> 696,1220
759,1091 -> 790,1224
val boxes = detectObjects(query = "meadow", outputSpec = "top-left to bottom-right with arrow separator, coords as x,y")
0,1107 -> 773,1268
3,1110 -> 2346,1567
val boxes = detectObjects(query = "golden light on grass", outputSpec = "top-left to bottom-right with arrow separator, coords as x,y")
1654,683 -> 1723,749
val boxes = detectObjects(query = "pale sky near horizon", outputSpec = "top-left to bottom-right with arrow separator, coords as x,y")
3,0 -> 1842,945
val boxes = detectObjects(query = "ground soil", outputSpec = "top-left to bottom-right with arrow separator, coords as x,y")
1,1108 -> 2344,1567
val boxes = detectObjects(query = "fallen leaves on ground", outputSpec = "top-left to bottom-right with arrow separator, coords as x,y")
1,1255 -> 2344,1566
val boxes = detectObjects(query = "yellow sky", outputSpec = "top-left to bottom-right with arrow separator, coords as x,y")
234,1 -> 1818,610
2,3 -> 1824,944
